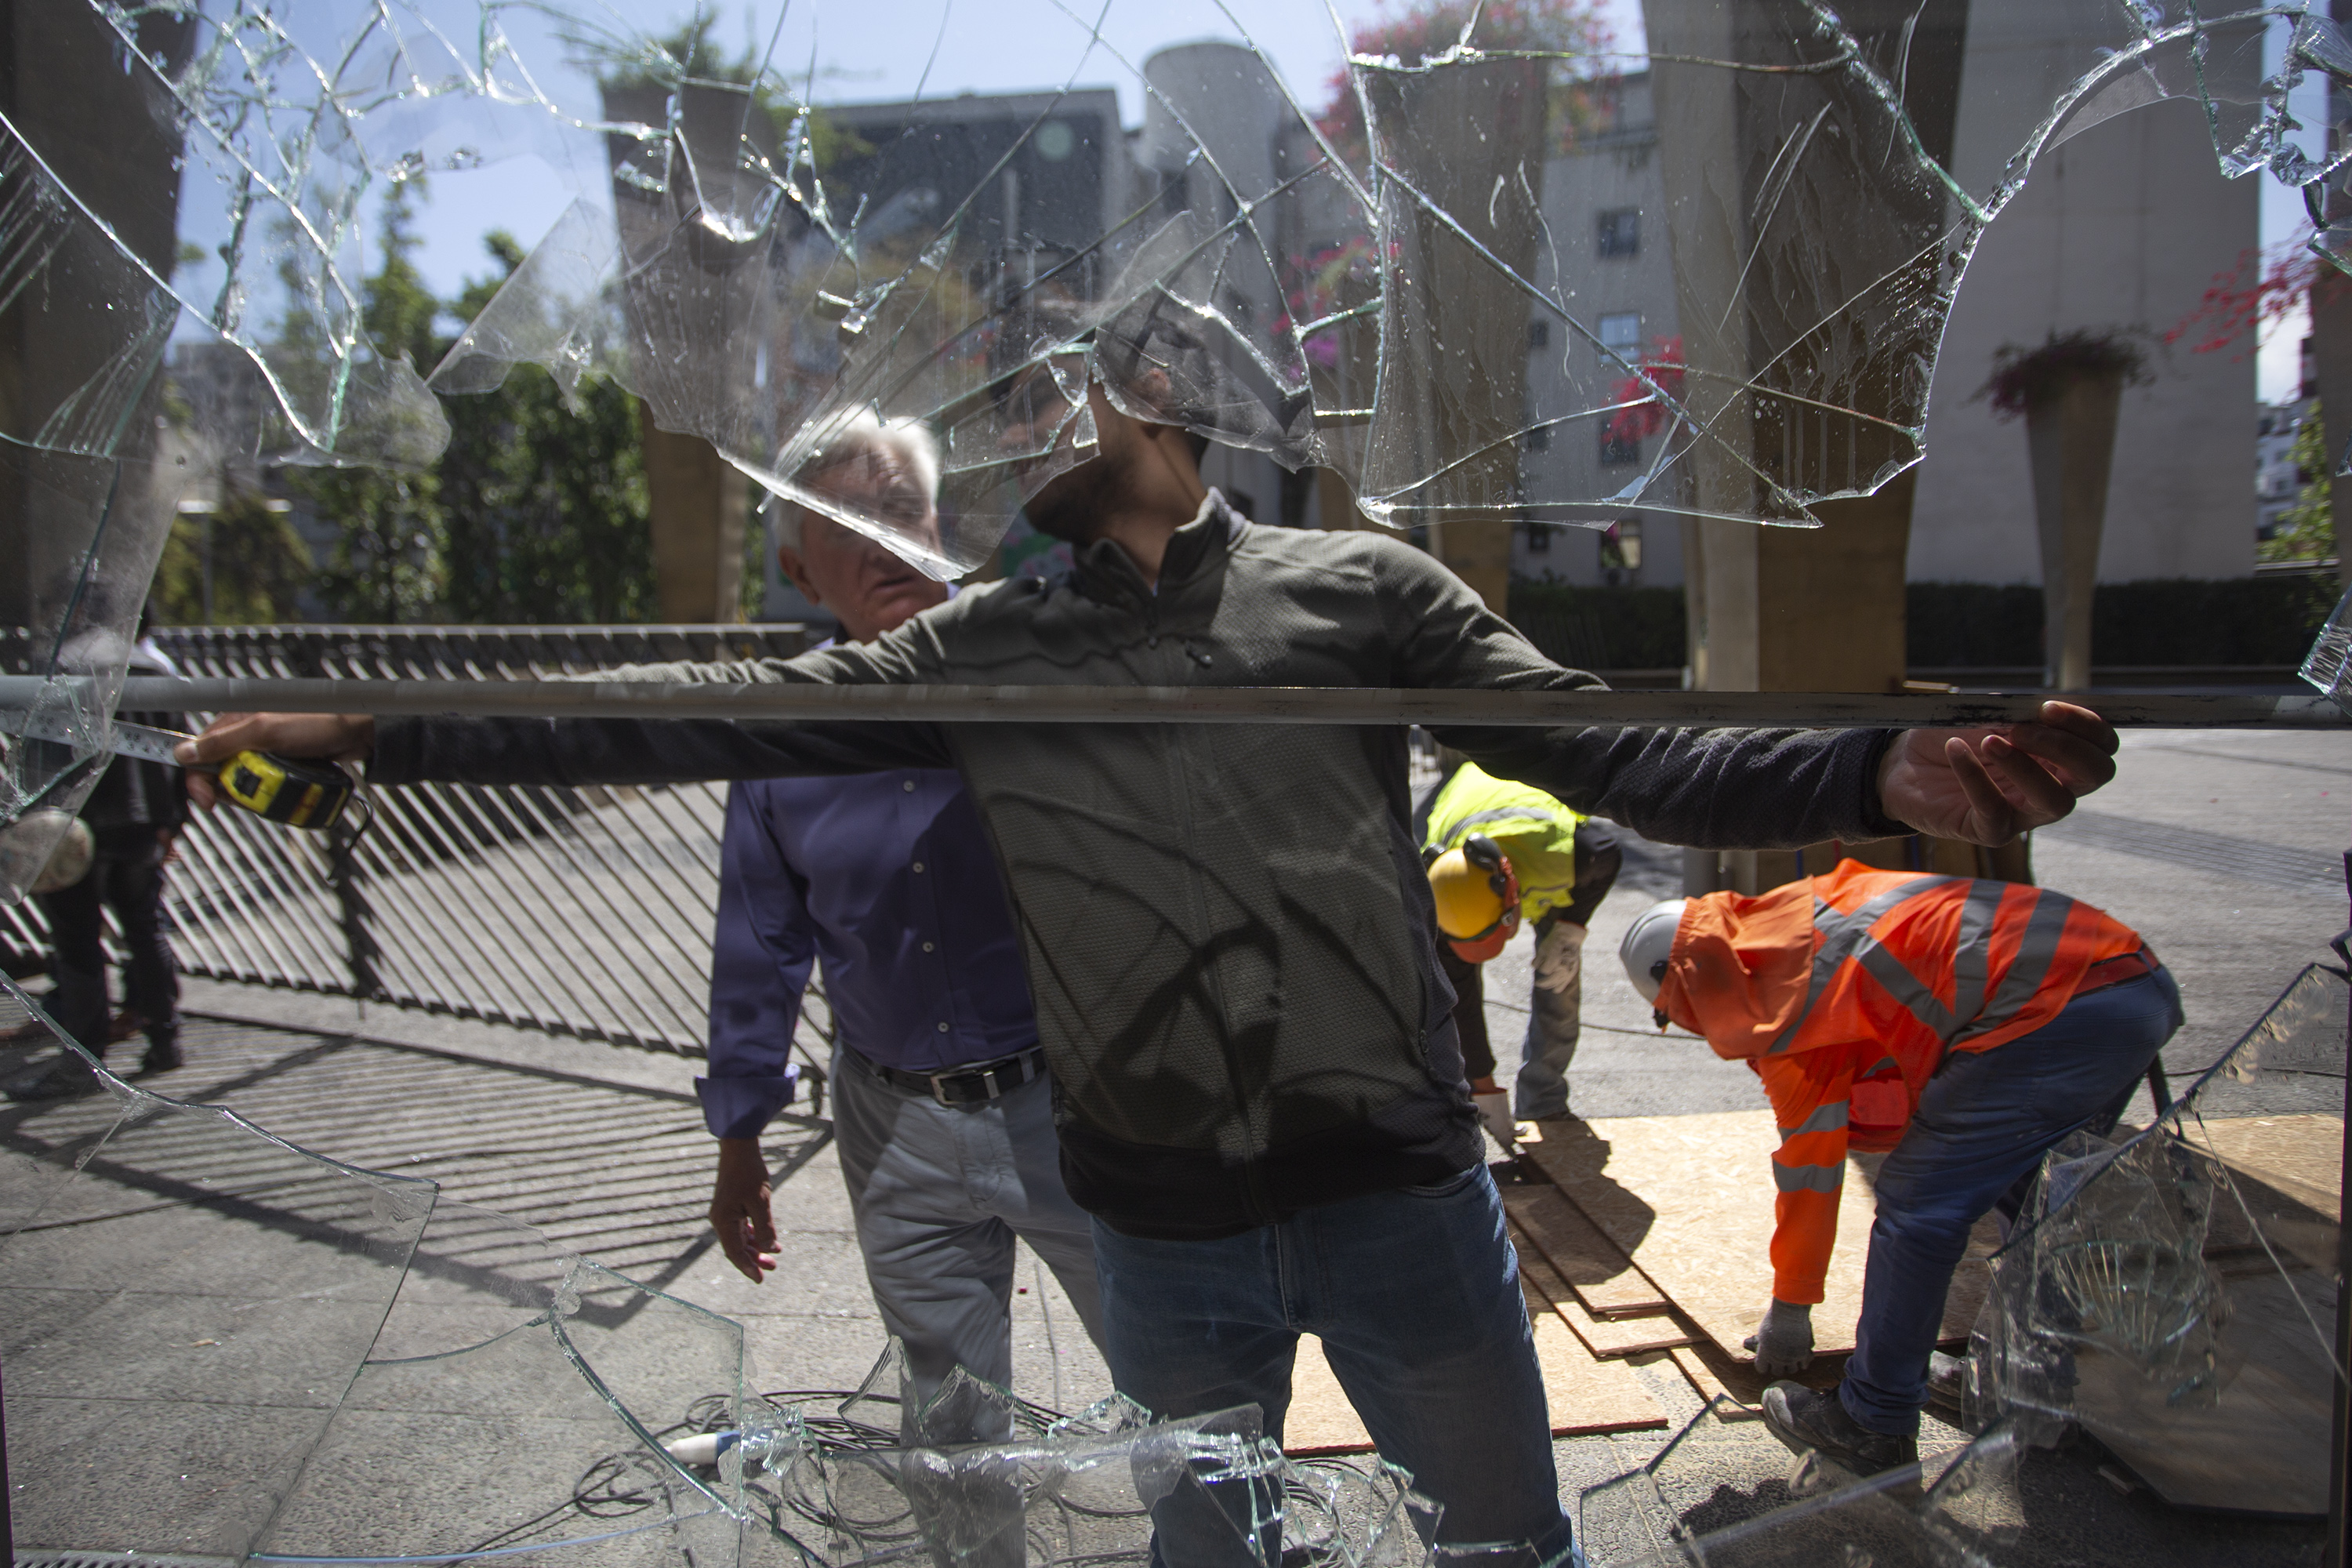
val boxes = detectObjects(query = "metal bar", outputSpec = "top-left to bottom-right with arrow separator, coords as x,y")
2332,848 -> 2352,1568
27,677 -> 2328,728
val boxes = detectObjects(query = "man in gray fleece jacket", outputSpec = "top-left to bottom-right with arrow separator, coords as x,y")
187,380 -> 2115,1565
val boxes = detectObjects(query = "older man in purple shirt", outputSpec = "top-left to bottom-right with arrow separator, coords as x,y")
702,416 -> 1102,1417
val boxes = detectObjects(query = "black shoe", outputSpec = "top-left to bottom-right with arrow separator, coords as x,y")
1762,1381 -> 1919,1479
1924,1351 -> 1969,1427
5,1055 -> 103,1102
138,1042 -> 182,1076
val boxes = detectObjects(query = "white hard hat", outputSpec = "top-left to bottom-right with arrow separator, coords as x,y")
1619,898 -> 1686,1004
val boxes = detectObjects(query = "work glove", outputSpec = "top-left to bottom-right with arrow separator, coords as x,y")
1473,1090 -> 1517,1151
1744,1298 -> 1815,1378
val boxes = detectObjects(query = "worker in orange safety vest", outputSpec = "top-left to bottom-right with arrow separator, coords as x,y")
1617,859 -> 2181,1478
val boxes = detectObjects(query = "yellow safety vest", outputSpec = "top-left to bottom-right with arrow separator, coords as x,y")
1421,761 -> 1585,925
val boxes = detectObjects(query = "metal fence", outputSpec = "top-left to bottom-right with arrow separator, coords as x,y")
3,625 -> 831,1063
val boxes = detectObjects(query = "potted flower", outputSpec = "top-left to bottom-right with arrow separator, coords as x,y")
1978,330 -> 2154,690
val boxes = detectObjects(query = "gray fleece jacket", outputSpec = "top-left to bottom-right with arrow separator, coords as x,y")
374,497 -> 1902,1237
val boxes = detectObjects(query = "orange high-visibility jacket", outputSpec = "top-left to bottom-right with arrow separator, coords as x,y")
1653,860 -> 2145,1305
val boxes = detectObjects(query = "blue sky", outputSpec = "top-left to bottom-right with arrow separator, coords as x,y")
387,1 -> 2310,400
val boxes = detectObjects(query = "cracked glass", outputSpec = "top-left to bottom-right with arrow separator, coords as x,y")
5,1 -> 2352,1559
1,975 -> 1474,1566
10,1 -> 2352,897
1965,960 -> 2349,1519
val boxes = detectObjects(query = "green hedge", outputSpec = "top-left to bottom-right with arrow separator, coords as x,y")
1503,577 -> 2337,672
1505,579 -> 1686,670
1907,577 -> 2339,668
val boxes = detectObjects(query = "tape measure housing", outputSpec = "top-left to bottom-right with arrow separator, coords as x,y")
220,752 -> 352,829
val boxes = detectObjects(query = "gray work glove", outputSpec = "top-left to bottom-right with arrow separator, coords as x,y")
1744,1298 -> 1815,1378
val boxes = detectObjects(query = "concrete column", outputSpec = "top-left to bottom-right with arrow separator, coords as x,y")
2025,375 -> 2125,689
1650,0 -> 1998,893
640,409 -> 746,623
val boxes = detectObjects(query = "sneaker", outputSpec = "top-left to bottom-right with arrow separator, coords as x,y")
5,1055 -> 103,1102
1761,1381 -> 1918,1478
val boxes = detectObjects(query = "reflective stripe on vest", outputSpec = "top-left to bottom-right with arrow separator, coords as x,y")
1768,878 -> 2081,1055
1433,803 -> 1567,848
1773,1160 -> 1844,1193
1779,1100 -> 1849,1140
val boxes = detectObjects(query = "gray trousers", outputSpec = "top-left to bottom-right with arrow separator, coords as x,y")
1514,916 -> 1585,1120
831,1046 -> 1106,1422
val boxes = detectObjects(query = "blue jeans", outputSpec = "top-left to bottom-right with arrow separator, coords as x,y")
1092,1164 -> 1570,1566
1841,967 -> 2184,1436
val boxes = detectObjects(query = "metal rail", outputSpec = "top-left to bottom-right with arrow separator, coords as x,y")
2,627 -> 840,1069
12,675 -> 2347,728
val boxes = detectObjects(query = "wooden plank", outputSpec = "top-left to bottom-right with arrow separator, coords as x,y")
1561,1110 -> 1995,1361
1521,1277 -> 1671,1438
2190,1112 -> 2343,1219
1279,1312 -> 1668,1457
1650,1346 -> 1761,1421
1500,1172 -> 1671,1317
1513,1234 -> 1698,1358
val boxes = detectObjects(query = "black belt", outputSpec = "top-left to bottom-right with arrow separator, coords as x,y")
851,1044 -> 1048,1107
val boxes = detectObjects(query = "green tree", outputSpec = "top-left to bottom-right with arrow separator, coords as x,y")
2264,405 -> 2337,566
150,490 -> 314,625
300,179 -> 448,621
438,234 -> 656,622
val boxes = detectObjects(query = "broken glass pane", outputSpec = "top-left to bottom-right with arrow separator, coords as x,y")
1965,963 -> 2348,1516
1,974 -> 434,1561
11,0 -> 2352,888
1575,1396 -> 2024,1568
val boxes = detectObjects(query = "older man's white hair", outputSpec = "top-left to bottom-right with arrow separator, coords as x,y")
768,410 -> 942,551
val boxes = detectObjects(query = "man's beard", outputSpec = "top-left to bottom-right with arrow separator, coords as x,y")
1020,448 -> 1131,544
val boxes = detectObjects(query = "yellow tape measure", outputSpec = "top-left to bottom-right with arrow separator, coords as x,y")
216,751 -> 356,830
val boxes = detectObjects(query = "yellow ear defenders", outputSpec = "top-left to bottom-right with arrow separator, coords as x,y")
1426,833 -> 1522,964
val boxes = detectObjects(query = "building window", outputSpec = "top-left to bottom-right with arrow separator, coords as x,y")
1524,516 -> 1551,553
1524,423 -> 1551,452
1599,518 -> 1642,584
1597,208 -> 1639,257
1529,319 -> 1550,350
1599,430 -> 1642,466
1598,312 -> 1642,361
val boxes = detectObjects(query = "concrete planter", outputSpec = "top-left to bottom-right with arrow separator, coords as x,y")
2024,372 -> 2125,690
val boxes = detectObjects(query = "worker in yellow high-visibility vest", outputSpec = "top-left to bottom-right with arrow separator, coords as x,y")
1419,758 -> 1621,1147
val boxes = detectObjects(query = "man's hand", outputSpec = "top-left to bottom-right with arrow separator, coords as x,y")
710,1138 -> 779,1283
1876,700 -> 2117,846
1744,1298 -> 1815,1378
174,713 -> 375,811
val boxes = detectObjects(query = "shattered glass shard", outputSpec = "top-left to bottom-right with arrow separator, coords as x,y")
2300,584 -> 2352,718
1966,962 -> 2348,1516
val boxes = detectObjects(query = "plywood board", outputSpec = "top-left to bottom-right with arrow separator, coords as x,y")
1653,1346 -> 1762,1421
2191,1113 -> 2342,1221
1563,1110 -> 1994,1361
2075,1270 -> 2336,1517
1283,1336 -> 1374,1456
1513,1236 -> 1697,1358
1500,1174 -> 1670,1317
1279,1312 -> 1667,1457
1522,1278 -> 1671,1439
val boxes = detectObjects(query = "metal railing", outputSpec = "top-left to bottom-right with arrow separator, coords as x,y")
2,625 -> 826,1062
